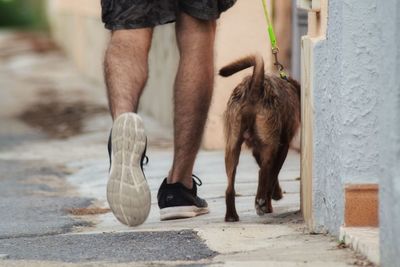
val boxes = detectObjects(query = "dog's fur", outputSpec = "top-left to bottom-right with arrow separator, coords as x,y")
220,54 -> 301,222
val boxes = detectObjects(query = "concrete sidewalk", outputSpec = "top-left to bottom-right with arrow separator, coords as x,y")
0,32 -> 373,266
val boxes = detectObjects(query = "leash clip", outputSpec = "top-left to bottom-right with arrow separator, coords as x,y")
272,47 -> 287,79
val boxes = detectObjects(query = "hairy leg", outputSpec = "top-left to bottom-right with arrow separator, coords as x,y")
168,12 -> 216,188
104,29 -> 153,119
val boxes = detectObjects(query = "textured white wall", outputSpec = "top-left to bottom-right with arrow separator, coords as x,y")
378,0 -> 400,266
310,0 -> 381,234
307,0 -> 344,234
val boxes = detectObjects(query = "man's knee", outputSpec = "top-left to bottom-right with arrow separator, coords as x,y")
176,12 -> 216,37
175,16 -> 216,60
108,28 -> 153,54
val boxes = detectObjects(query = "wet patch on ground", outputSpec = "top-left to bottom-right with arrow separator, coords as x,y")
0,230 -> 217,263
18,89 -> 108,139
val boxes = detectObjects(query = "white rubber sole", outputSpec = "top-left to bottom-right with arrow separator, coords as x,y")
160,206 -> 209,221
107,113 -> 151,227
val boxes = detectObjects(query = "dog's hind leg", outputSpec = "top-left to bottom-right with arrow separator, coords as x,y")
253,148 -> 281,200
271,144 -> 289,201
224,114 -> 243,222
255,145 -> 278,215
224,139 -> 242,222
252,150 -> 262,166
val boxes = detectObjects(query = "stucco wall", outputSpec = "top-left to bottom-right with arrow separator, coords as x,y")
310,0 -> 343,234
379,0 -> 400,265
308,0 -> 380,234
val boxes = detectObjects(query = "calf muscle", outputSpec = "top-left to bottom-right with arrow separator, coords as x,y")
104,29 -> 153,119
168,13 -> 216,188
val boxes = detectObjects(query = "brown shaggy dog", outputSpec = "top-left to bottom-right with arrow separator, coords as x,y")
220,54 -> 301,222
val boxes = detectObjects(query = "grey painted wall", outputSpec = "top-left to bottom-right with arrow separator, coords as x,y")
312,0 -> 344,234
291,0 -> 307,81
378,0 -> 400,266
312,0 -> 381,234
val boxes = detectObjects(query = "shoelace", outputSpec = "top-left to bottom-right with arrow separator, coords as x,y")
142,155 -> 149,165
192,174 -> 203,186
140,137 -> 149,167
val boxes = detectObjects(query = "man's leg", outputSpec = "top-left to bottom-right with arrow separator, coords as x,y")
104,29 -> 153,119
168,12 -> 216,189
104,29 -> 153,227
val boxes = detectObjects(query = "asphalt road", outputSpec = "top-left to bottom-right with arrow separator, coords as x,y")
0,159 -> 92,239
0,123 -> 216,263
0,157 -> 216,263
0,230 -> 216,263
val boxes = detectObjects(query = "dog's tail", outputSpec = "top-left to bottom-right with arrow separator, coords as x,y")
219,54 -> 264,99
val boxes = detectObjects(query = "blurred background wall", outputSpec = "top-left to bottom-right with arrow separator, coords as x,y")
42,0 -> 301,149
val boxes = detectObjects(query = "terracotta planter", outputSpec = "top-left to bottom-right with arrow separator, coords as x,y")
344,184 -> 379,227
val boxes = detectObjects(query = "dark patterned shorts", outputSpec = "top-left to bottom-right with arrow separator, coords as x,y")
101,0 -> 237,30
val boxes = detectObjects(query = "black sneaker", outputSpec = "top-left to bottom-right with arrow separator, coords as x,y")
107,113 -> 151,227
157,175 -> 209,220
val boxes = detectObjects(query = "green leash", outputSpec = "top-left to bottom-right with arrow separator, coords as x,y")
261,0 -> 288,79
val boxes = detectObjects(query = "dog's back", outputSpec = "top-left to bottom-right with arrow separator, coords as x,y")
220,54 -> 300,148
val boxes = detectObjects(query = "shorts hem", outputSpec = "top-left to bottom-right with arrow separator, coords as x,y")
104,17 -> 176,31
180,3 -> 220,20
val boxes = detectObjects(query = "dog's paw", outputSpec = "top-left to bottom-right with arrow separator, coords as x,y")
272,185 -> 283,201
225,213 -> 239,222
255,198 -> 273,215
